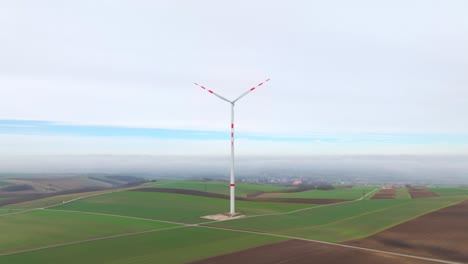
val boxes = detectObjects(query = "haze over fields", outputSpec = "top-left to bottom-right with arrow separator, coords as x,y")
1,155 -> 467,185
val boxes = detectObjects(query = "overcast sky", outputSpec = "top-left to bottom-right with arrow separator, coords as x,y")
1,1 -> 467,155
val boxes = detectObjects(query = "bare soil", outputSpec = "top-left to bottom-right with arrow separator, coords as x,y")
371,188 -> 397,199
345,200 -> 468,263
407,188 -> 438,198
189,240 -> 432,264
131,188 -> 349,204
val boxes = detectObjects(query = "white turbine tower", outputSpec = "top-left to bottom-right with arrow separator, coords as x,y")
194,78 -> 270,215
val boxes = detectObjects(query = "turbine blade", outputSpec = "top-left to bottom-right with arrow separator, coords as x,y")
232,78 -> 270,103
194,82 -> 232,103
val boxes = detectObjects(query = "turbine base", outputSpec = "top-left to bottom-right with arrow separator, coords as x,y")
200,213 -> 245,221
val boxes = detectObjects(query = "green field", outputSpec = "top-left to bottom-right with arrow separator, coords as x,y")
52,191 -> 315,224
395,188 -> 411,199
261,186 -> 378,200
0,227 -> 284,264
147,180 -> 293,197
0,209 -> 21,215
1,183 -> 467,263
208,196 -> 466,242
0,209 -> 177,254
2,189 -> 132,209
430,187 -> 468,197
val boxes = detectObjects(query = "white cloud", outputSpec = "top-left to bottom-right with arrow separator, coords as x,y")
0,0 -> 467,139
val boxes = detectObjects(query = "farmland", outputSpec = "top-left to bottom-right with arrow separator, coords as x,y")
0,180 -> 467,264
145,180 -> 293,197
257,186 -> 378,200
51,191 -> 315,224
0,227 -> 285,264
395,188 -> 411,199
0,209 -> 177,254
430,187 -> 468,197
207,196 -> 466,242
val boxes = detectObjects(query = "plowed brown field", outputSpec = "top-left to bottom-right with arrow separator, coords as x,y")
132,188 -> 349,204
408,188 -> 438,198
346,200 -> 468,263
371,188 -> 396,199
189,240 -> 433,264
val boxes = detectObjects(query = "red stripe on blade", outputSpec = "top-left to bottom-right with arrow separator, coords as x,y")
231,124 -> 234,128
250,87 -> 256,91
208,90 -> 213,93
258,82 -> 263,86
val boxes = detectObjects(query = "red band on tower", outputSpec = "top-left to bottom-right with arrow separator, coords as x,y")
230,184 -> 235,187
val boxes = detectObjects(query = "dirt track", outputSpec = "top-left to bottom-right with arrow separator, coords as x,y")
131,188 -> 349,204
189,240 -> 432,264
408,188 -> 438,198
371,188 -> 396,199
346,200 -> 468,263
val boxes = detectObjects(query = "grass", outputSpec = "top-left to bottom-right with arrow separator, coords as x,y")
208,196 -> 467,242
52,191 -> 315,224
0,209 -> 22,215
0,227 -> 285,264
395,188 -> 411,199
0,209 -> 177,254
2,189 -> 127,209
430,187 -> 468,197
2,182 -> 467,263
262,186 -> 378,200
146,180 -> 293,197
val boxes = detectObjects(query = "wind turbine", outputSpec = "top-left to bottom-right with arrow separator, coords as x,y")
194,78 -> 270,215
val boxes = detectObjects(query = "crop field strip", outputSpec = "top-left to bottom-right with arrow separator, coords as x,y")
257,186 -> 379,200
346,199 -> 468,263
0,209 -> 179,255
144,180 -> 294,197
0,209 -> 462,264
0,187 -> 466,264
0,205 -> 456,263
2,185 -> 140,209
430,187 -> 468,197
51,191 -> 317,224
190,240 -> 435,264
205,195 -> 467,242
395,188 -> 411,199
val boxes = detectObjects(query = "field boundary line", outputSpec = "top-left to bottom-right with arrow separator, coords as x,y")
43,187 -> 139,209
297,196 -> 465,237
202,187 -> 381,225
3,186 -> 139,211
0,225 -> 187,257
336,196 -> 468,243
0,208 -> 40,218
46,208 -> 187,226
199,225 -> 463,264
